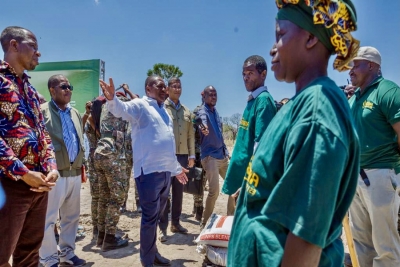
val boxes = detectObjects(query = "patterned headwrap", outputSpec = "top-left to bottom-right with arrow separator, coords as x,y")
276,0 -> 360,71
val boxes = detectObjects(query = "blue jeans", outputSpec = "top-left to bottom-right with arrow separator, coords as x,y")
135,171 -> 171,265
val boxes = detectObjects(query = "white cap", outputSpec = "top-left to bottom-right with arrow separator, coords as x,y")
353,46 -> 381,66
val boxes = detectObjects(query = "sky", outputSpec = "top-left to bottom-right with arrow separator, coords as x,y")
1,0 -> 399,118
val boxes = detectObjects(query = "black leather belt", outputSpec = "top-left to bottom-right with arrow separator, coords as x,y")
360,169 -> 370,186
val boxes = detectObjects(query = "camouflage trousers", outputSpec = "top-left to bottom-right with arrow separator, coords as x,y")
87,153 -> 100,227
193,170 -> 207,208
94,153 -> 129,235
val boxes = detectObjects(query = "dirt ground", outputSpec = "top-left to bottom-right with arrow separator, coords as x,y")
74,178 -> 349,267
74,178 -> 230,267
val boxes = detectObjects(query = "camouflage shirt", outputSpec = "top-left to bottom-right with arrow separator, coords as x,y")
95,103 -> 130,157
84,121 -> 97,155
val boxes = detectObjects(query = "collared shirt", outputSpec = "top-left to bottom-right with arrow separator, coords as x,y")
0,60 -> 57,180
249,86 -> 268,100
51,99 -> 79,162
167,98 -> 181,110
349,76 -> 400,173
106,95 -> 182,178
197,104 -> 228,159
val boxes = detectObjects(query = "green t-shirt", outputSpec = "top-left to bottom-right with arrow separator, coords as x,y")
227,77 -> 359,267
222,90 -> 276,195
348,77 -> 400,173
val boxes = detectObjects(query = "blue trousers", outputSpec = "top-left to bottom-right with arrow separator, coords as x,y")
135,171 -> 171,265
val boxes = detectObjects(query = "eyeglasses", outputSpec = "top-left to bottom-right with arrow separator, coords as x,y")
56,84 -> 73,91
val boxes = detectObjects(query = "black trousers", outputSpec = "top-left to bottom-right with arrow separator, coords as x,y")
159,154 -> 188,230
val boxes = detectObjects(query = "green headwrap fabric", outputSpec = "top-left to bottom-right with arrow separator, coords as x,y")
276,0 -> 359,71
277,2 -> 334,53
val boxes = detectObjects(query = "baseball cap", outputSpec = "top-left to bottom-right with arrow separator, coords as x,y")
353,46 -> 381,66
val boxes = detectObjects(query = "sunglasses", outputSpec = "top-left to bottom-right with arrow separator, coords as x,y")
56,84 -> 74,91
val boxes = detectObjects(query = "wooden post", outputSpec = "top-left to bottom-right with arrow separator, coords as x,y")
343,214 -> 360,267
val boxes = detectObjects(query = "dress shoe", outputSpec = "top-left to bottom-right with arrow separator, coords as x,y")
170,224 -> 188,233
154,252 -> 170,266
102,234 -> 129,251
59,255 -> 86,267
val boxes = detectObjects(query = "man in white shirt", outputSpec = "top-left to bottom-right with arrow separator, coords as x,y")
100,75 -> 188,267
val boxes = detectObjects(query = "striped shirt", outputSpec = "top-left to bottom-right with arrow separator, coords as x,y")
51,99 -> 79,162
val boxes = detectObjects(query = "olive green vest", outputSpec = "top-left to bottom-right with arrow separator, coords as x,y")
41,101 -> 85,177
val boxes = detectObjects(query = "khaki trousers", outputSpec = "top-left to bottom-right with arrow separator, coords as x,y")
349,169 -> 400,267
201,156 -> 235,225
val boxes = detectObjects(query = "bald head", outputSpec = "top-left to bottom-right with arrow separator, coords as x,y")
203,85 -> 217,108
203,85 -> 216,95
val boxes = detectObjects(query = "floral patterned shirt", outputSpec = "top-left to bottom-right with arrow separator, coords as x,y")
0,60 -> 57,180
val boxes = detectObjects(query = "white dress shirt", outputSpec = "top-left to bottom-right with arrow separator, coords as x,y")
106,95 -> 182,178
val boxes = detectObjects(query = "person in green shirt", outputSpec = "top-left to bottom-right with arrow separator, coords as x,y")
222,55 -> 276,199
348,46 -> 400,266
227,1 -> 360,266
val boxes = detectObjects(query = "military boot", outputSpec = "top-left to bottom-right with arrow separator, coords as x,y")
96,231 -> 105,247
195,206 -> 203,222
102,234 -> 129,251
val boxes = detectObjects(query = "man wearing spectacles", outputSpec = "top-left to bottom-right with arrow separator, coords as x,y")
39,74 -> 86,267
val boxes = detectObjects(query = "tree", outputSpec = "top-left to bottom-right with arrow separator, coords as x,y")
147,63 -> 183,83
222,113 -> 242,140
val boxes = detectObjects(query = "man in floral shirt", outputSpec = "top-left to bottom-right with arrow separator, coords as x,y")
0,26 -> 58,266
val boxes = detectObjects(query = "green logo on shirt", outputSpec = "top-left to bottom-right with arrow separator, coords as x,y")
240,118 -> 249,130
362,100 -> 374,110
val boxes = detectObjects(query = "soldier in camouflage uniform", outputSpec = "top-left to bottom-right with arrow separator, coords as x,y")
94,93 -> 130,251
192,102 -> 207,221
85,97 -> 105,239
85,119 -> 100,236
122,124 -> 141,213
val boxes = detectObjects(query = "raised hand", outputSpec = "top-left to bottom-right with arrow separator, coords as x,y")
100,78 -> 116,100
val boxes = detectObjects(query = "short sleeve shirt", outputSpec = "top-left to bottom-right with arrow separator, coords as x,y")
348,77 -> 400,173
227,77 -> 360,267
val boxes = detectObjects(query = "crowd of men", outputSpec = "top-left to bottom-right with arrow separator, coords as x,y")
1,0 -> 400,267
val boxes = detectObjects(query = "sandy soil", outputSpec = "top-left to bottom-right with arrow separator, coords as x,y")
74,178 -> 349,267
